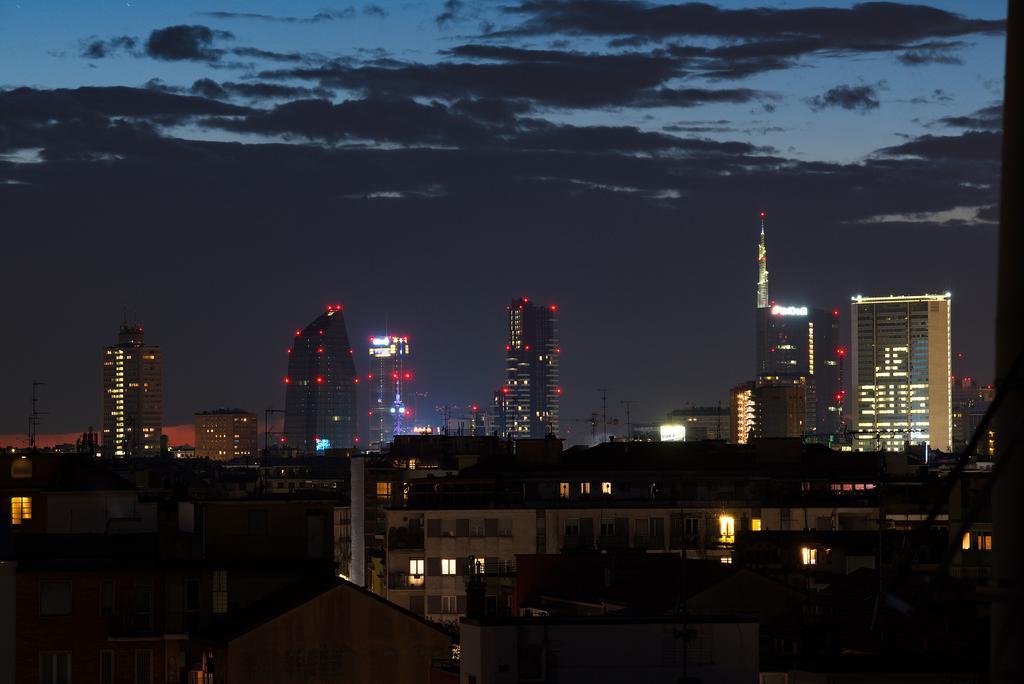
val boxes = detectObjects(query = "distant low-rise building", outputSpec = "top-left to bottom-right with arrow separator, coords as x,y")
195,409 -> 258,460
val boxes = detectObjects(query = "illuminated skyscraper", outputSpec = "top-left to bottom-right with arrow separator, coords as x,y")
851,293 -> 952,452
367,334 -> 412,450
756,304 -> 843,437
283,305 -> 358,453
101,324 -> 162,458
500,298 -> 560,438
756,211 -> 769,309
751,211 -> 842,438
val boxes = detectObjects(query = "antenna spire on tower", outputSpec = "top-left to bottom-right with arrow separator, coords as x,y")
756,210 -> 769,308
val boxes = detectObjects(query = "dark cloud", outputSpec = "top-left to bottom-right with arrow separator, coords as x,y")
875,130 -> 1001,161
490,1 -> 1002,77
201,97 -> 500,146
898,47 -> 964,66
436,0 -> 465,27
197,94 -> 771,156
499,1 -> 1003,42
187,78 -> 332,101
808,83 -> 881,112
230,47 -> 308,63
2,86 -> 998,234
934,104 -> 1002,130
0,86 -> 249,162
663,120 -> 733,133
145,25 -> 234,62
80,35 -> 137,59
199,9 -> 356,24
909,88 -> 953,104
363,5 -> 388,18
449,97 -> 533,123
261,46 -> 763,109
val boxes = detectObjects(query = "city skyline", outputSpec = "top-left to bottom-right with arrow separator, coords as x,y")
0,1 -> 1005,444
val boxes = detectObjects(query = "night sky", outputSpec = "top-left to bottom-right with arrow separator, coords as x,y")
0,1 -> 1006,446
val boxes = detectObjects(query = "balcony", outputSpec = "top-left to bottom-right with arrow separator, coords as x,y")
597,532 -> 629,551
562,533 -> 595,551
387,526 -> 424,550
388,572 -> 425,590
634,532 -> 665,550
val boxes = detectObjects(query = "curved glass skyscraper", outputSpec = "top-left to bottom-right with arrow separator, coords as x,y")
284,305 -> 358,452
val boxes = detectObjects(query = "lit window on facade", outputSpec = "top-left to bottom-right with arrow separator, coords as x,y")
718,514 -> 735,543
558,482 -> 569,499
10,496 -> 32,525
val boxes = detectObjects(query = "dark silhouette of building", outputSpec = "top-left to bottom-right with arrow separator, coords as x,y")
101,324 -> 162,458
500,298 -> 560,438
283,305 -> 358,453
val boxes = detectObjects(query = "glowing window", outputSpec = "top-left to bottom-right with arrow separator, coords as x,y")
751,518 -> 762,531
558,482 -> 569,499
718,514 -> 735,543
579,482 -> 591,495
409,559 -> 424,576
976,533 -> 992,551
961,532 -> 971,551
801,547 -> 818,565
441,558 -> 458,575
10,496 -> 32,526
601,482 -> 612,495
376,482 -> 392,500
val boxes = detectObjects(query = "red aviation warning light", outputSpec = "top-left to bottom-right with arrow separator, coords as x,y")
315,376 -> 325,384
837,347 -> 847,357
317,346 -> 324,353
284,376 -> 291,384
471,405 -> 479,412
295,330 -> 302,337
501,387 -> 510,394
555,387 -> 563,395
403,372 -> 412,380
391,372 -> 399,380
550,304 -> 558,312
759,210 -> 766,218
